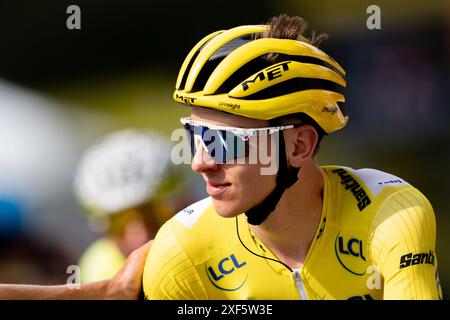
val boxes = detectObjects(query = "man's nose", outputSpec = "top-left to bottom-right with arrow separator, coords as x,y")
191,144 -> 219,173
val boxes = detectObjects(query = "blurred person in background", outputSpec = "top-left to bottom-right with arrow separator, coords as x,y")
0,129 -> 167,299
74,129 -> 186,283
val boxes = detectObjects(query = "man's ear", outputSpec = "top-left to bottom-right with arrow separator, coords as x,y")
285,125 -> 318,168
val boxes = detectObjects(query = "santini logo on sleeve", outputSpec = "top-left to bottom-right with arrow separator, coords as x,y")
399,251 -> 435,269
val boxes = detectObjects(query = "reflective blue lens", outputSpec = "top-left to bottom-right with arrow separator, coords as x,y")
183,123 -> 249,163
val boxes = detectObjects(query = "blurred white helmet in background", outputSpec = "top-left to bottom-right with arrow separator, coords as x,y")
74,129 -> 174,218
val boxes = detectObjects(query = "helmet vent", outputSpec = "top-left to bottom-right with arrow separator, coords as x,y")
279,54 -> 345,78
212,56 -> 272,95
191,35 -> 259,93
178,49 -> 201,91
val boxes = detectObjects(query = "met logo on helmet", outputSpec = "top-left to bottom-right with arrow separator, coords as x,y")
175,94 -> 196,105
240,61 -> 292,91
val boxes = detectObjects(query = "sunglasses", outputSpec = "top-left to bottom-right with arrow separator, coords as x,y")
180,117 -> 299,164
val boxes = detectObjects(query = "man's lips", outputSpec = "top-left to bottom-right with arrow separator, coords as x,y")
206,181 -> 231,196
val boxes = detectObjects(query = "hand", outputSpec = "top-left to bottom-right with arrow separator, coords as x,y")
106,240 -> 153,299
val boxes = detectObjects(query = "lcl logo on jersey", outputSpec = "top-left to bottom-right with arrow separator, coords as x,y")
335,233 -> 367,276
206,254 -> 248,291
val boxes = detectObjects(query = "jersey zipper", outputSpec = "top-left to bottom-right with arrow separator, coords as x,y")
292,268 -> 308,300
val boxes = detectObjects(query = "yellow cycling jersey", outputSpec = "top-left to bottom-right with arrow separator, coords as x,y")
142,166 -> 442,300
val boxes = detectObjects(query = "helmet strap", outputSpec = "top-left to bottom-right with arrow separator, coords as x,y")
245,133 -> 300,225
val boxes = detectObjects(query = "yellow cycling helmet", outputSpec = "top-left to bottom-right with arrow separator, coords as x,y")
173,24 -> 348,133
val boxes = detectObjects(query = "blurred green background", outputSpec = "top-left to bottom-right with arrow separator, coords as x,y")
0,0 -> 448,297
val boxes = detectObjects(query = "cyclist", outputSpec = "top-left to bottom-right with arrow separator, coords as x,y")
142,15 -> 442,299
74,129 -> 182,283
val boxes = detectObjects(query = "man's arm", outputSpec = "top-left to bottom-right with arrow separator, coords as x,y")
370,188 -> 442,299
0,240 -> 152,300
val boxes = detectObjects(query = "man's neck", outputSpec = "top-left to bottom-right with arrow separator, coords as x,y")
249,164 -> 324,270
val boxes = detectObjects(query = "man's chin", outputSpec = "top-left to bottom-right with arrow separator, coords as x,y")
211,198 -> 242,218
